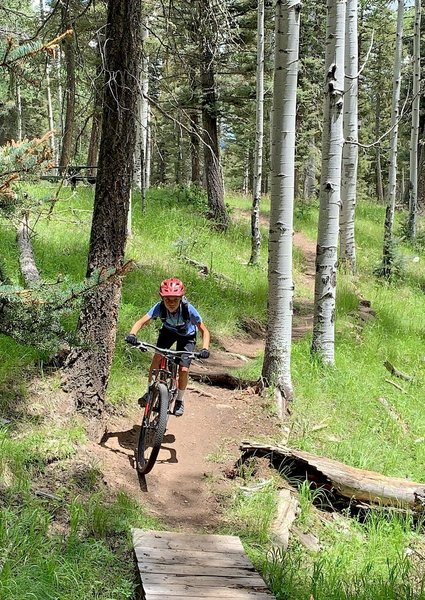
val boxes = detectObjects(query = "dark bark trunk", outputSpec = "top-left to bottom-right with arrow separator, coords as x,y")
58,4 -> 75,174
200,46 -> 229,230
156,139 -> 167,185
174,126 -> 183,184
190,112 -> 201,184
63,0 -> 141,420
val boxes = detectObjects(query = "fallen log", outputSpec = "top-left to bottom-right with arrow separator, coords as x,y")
16,213 -> 40,285
240,441 -> 425,511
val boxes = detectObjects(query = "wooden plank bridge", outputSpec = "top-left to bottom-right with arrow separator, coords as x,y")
133,529 -> 276,599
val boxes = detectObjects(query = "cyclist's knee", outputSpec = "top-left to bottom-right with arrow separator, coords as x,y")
179,365 -> 189,373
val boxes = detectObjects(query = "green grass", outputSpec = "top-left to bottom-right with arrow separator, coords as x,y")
2,185 -> 425,599
0,491 -> 159,600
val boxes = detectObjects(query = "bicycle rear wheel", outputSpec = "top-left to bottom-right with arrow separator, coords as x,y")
136,382 -> 169,475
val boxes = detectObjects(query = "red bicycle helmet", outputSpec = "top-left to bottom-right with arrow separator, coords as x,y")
159,278 -> 185,297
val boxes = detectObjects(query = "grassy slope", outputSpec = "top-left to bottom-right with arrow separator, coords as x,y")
1,184 -> 425,599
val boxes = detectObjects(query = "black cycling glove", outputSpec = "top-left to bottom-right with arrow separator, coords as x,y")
199,348 -> 210,359
125,334 -> 138,346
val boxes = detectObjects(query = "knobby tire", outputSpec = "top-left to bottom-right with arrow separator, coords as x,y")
136,382 -> 169,475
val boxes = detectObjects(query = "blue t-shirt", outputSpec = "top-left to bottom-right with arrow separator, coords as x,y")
147,301 -> 202,336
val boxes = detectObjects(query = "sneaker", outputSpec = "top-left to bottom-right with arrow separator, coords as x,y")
137,392 -> 150,408
174,400 -> 184,417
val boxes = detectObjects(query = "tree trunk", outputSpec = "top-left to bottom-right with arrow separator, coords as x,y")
262,0 -> 301,416
407,0 -> 421,239
63,0 -> 141,420
145,108 -> 151,191
86,62 -> 103,176
339,0 -> 358,274
58,2 -> 75,173
249,0 -> 265,266
134,20 -> 150,213
303,148 -> 317,199
381,0 -> 404,277
419,122 -> 425,211
190,112 -> 201,184
311,0 -> 346,365
16,82 -> 22,141
375,93 -> 384,203
200,42 -> 229,230
86,108 -> 101,176
16,213 -> 40,286
39,0 -> 55,158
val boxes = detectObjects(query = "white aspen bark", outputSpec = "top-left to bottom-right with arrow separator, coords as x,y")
46,64 -> 56,161
381,0 -> 404,276
134,21 -> 149,205
262,0 -> 301,414
145,107 -> 151,190
249,0 -> 265,266
339,0 -> 358,273
127,189 -> 132,238
16,83 -> 22,141
242,153 -> 249,195
311,0 -> 346,365
408,0 -> 421,239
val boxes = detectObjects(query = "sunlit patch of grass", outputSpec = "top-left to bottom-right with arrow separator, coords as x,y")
221,479 -> 278,545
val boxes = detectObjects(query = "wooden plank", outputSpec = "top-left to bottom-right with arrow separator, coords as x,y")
144,594 -> 273,600
138,562 -> 257,577
136,547 -> 255,568
134,530 -> 244,546
141,585 -> 274,598
134,530 -> 244,553
142,574 -> 269,589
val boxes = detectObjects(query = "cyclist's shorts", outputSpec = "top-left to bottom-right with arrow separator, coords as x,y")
156,328 -> 196,368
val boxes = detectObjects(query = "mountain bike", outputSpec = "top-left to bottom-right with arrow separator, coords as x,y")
126,338 -> 202,475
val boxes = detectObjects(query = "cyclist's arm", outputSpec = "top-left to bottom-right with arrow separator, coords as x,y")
198,322 -> 210,350
130,313 -> 152,335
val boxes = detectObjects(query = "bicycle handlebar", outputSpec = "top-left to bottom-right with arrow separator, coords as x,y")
126,337 -> 202,360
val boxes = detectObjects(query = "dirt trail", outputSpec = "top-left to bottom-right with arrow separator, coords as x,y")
79,220 -> 317,531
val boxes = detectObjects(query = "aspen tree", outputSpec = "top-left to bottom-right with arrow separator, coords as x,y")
262,0 -> 301,416
381,0 -> 404,277
339,0 -> 358,273
408,0 -> 421,239
249,0 -> 265,266
311,0 -> 346,364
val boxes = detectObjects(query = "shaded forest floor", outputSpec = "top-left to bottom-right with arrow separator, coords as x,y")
36,229 -> 316,531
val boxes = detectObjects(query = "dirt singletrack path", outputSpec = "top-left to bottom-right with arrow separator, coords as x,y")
81,223 -> 317,531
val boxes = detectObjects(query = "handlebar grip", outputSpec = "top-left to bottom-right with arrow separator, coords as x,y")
125,334 -> 138,346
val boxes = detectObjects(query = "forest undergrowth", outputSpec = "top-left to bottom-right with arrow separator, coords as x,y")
1,184 -> 425,599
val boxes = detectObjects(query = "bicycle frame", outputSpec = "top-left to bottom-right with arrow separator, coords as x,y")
152,355 -> 179,411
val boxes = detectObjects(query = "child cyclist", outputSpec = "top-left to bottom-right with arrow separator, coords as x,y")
125,278 -> 210,417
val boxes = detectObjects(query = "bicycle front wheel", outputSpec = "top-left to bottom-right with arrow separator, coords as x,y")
136,382 -> 169,475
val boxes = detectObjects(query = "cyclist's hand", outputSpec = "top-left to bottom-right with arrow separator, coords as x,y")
199,348 -> 210,359
125,334 -> 138,346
